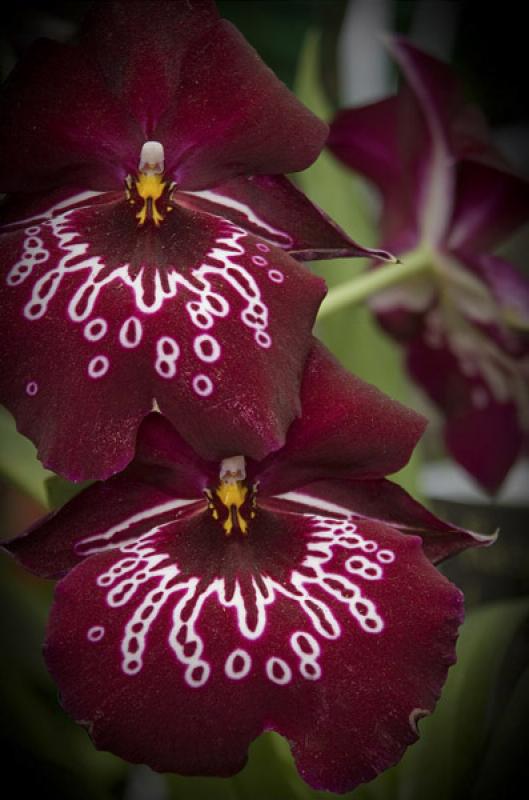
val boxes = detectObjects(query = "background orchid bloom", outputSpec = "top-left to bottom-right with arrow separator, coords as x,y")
0,0 -> 394,483
5,341 -> 488,793
328,37 -> 529,493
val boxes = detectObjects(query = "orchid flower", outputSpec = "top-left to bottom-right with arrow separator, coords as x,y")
0,0 -> 393,482
327,37 -> 529,492
5,341 -> 487,793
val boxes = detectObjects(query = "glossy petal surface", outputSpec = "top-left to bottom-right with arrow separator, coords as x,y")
43,498 -> 463,792
0,191 -> 324,479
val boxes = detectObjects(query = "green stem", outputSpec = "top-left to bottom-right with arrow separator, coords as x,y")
317,249 -> 432,320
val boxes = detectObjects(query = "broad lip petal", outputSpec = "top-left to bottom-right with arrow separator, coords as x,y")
0,190 -> 325,480
0,1 -> 327,193
4,345 -> 481,789
37,495 -> 462,792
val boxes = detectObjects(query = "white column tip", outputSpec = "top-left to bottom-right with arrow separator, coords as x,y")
220,456 -> 246,484
139,141 -> 165,174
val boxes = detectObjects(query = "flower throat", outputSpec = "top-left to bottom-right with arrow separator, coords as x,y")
205,456 -> 257,536
125,141 -> 174,227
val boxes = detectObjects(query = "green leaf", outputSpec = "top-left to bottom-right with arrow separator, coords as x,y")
0,406 -> 52,506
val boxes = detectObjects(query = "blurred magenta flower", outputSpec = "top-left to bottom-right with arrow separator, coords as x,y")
6,341 -> 485,792
0,0 -> 393,482
328,38 -> 529,492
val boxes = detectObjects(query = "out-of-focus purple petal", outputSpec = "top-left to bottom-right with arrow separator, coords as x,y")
327,97 -> 402,191
456,253 -> 529,350
448,159 -> 529,252
407,336 -> 526,492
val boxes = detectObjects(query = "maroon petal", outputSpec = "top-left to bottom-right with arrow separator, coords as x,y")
407,336 -> 526,492
0,40 -> 142,193
0,191 -> 325,480
176,175 -> 395,261
328,97 -> 402,193
154,20 -> 327,188
449,160 -> 529,252
255,341 -> 426,493
272,479 -> 491,563
5,476 -> 206,580
1,1 -> 326,194
81,0 -> 219,138
43,500 -> 462,792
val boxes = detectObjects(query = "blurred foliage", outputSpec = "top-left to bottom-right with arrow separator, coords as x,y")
0,407 -> 52,507
294,30 -> 421,494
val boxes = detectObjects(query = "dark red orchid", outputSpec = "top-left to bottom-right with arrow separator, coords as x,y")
0,0 -> 394,483
328,37 -> 529,493
5,341 -> 487,793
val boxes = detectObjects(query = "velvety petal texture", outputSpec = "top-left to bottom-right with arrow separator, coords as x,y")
5,341 -> 488,792
0,0 -> 326,193
177,175 -> 395,262
0,190 -> 326,479
43,506 -> 462,792
254,342 -> 427,493
328,36 -> 529,491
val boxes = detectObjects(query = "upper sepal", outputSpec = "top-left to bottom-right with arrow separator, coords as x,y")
0,0 -> 328,194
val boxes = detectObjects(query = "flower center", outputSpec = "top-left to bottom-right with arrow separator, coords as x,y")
206,456 -> 257,536
125,141 -> 174,227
